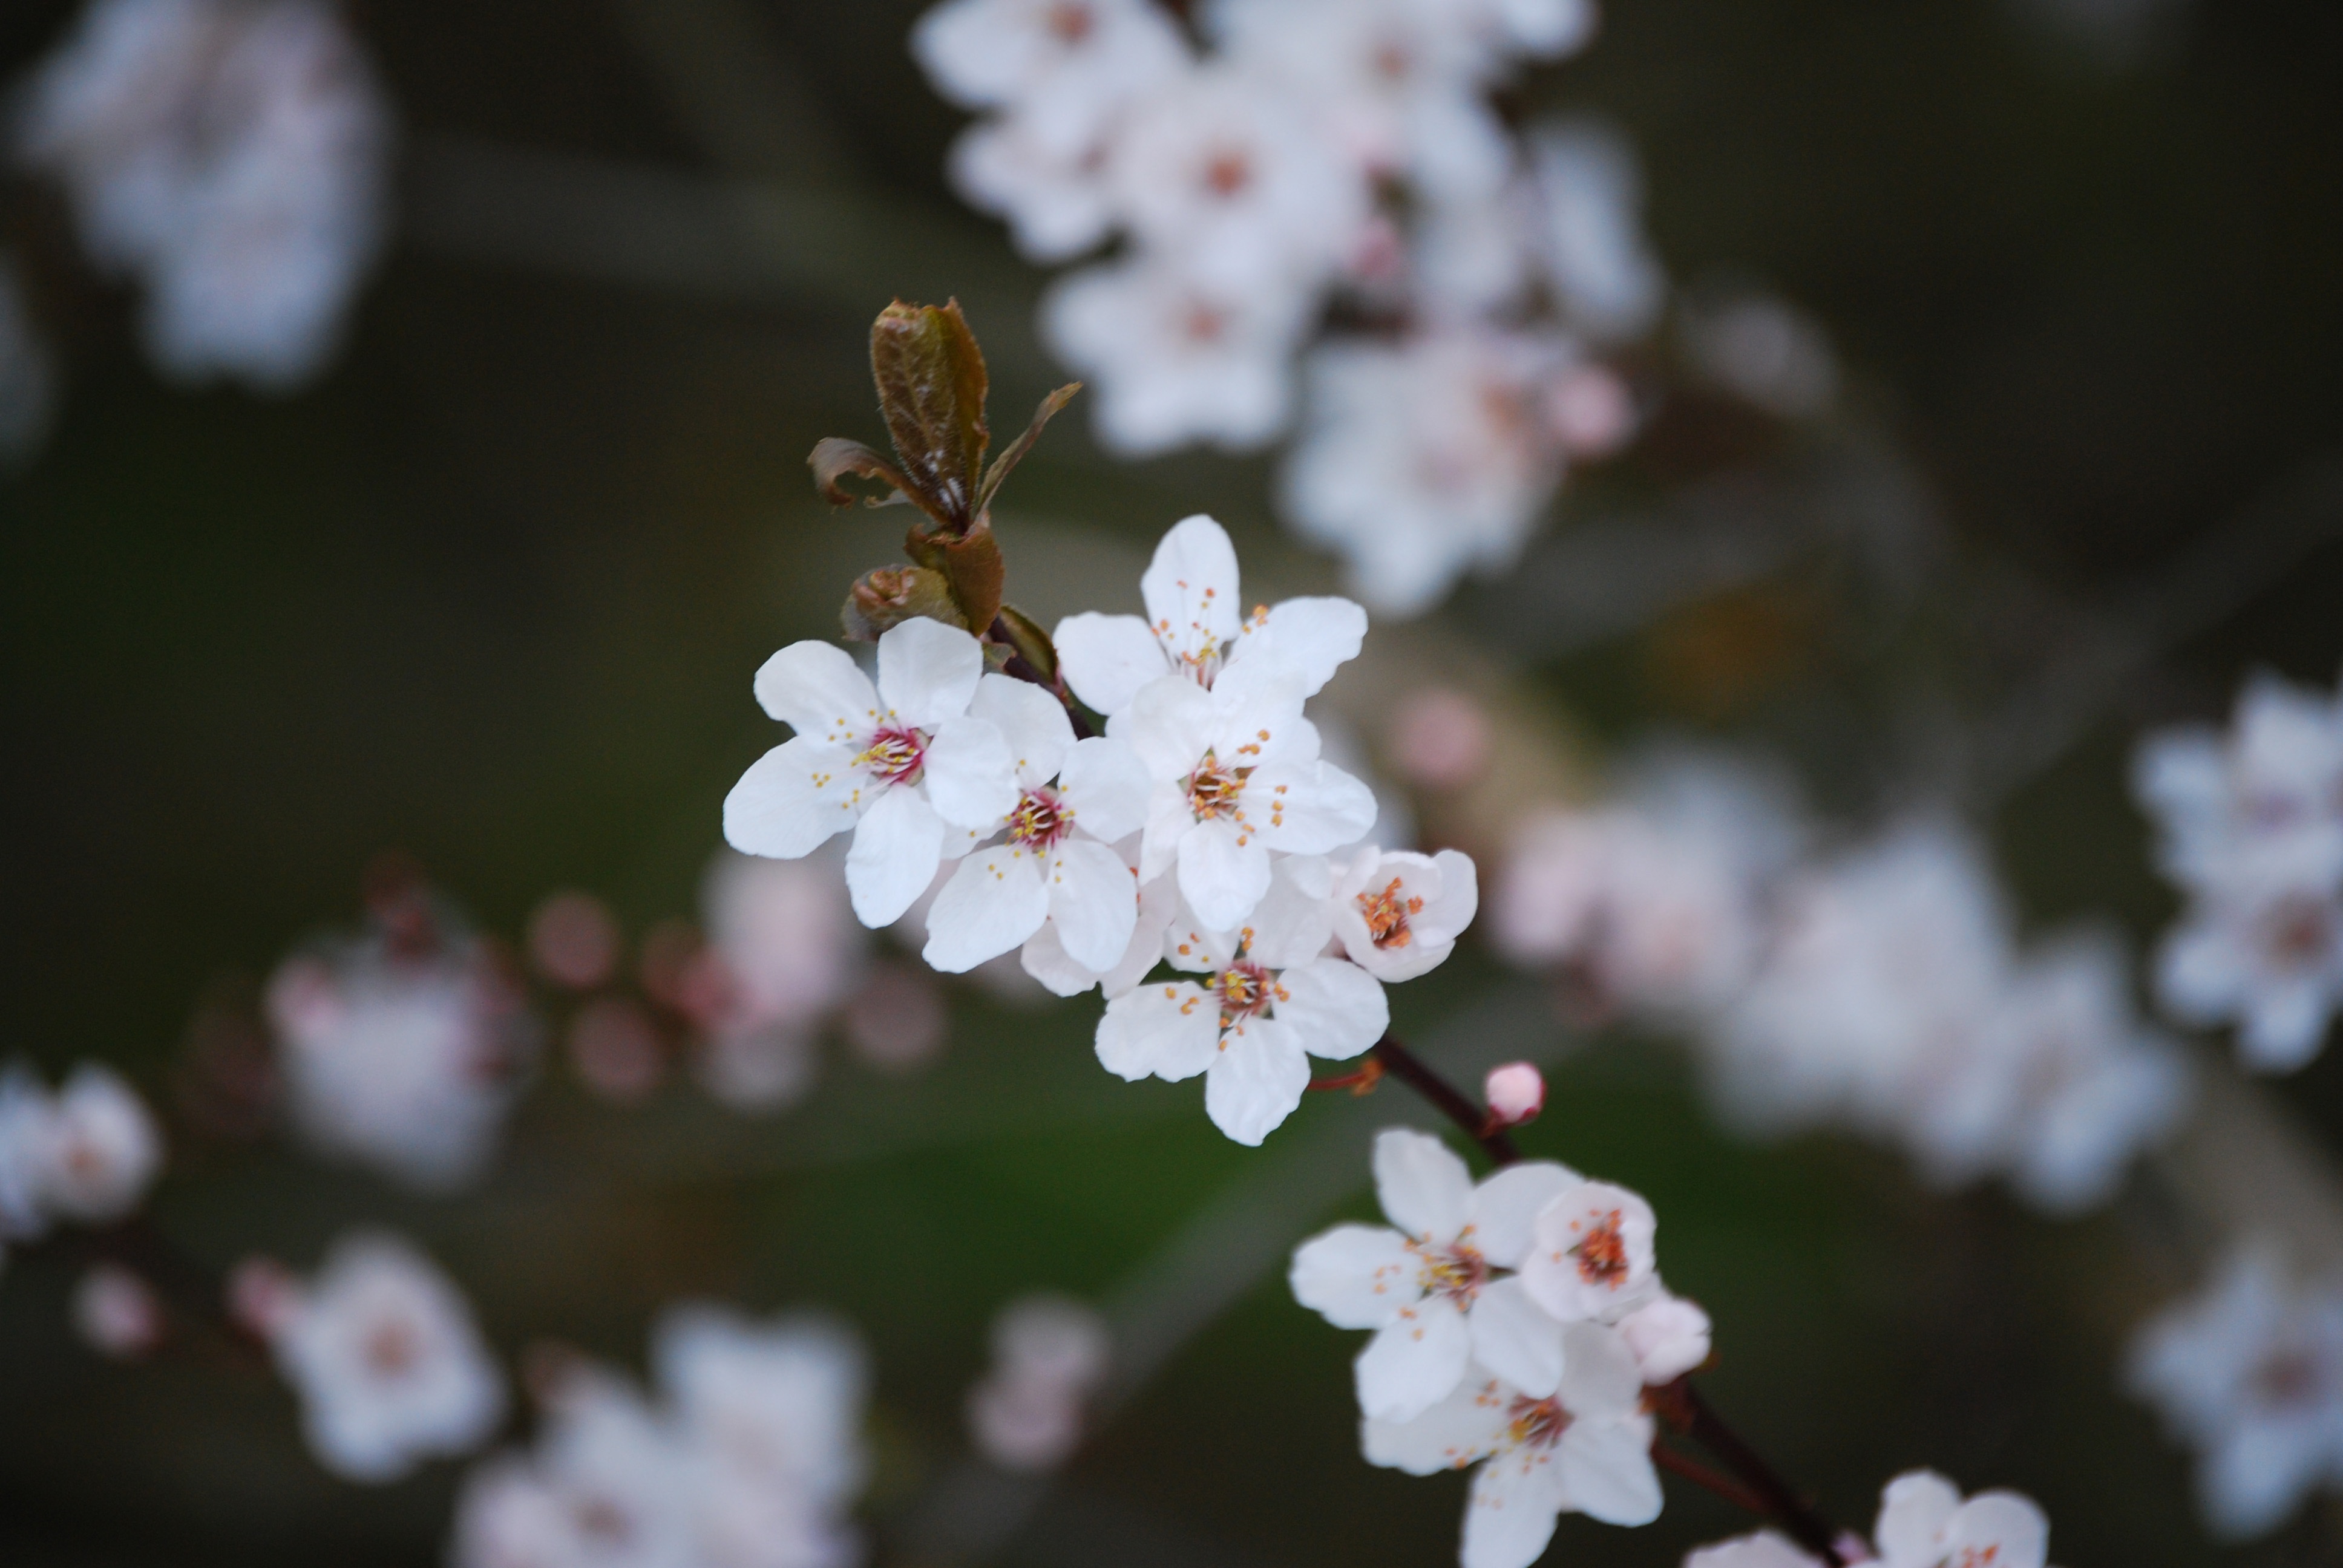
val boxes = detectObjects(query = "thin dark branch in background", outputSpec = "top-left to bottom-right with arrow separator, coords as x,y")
1370,1035 -> 1519,1165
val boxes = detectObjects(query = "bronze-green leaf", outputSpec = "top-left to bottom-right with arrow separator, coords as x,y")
991,603 -> 1059,684
840,565 -> 965,641
870,299 -> 989,533
809,437 -> 919,512
977,382 -> 1081,515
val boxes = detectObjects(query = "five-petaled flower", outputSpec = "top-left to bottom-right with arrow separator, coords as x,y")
724,618 -> 1019,928
1291,1127 -> 1579,1420
1521,1180 -> 1659,1324
1329,844 -> 1480,982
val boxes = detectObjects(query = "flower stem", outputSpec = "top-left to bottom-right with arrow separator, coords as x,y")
1364,1031 -> 1846,1563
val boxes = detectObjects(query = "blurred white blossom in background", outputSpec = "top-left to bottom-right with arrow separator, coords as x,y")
1686,1468 -> 2051,1568
451,1305 -> 868,1568
965,1292 -> 1110,1472
13,0 -> 392,389
0,1061 -> 163,1253
689,848 -> 868,1112
914,0 -> 1670,616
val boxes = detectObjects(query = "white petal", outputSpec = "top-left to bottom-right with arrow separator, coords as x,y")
1428,849 -> 1482,937
1273,959 -> 1388,1060
1140,514 -> 1242,673
1875,1471 -> 1961,1567
1465,1443 -> 1571,1568
1178,818 -> 1273,933
1240,854 -> 1339,969
1558,1411 -> 1662,1526
1238,595 -> 1367,696
1138,782 -> 1193,884
1248,760 -> 1379,856
1103,873 -> 1182,998
1058,736 -> 1152,844
1469,1277 -> 1566,1399
1202,1018 -> 1309,1145
969,674 -> 1075,786
875,616 -> 985,728
1289,1224 -> 1417,1330
1944,1494 -> 2048,1568
1617,1294 -> 1712,1384
1362,1375 -> 1509,1475
845,786 -> 946,927
1119,673 -> 1219,779
1020,920 -> 1101,997
922,716 -> 1021,829
1556,1322 -> 1645,1417
923,847 -> 1050,973
723,738 -> 867,859
1054,612 -> 1170,717
752,641 -> 880,744
1047,837 -> 1141,972
1374,1127 -> 1474,1242
1096,981 -> 1221,1082
1357,1295 -> 1474,1422
1469,1162 -> 1581,1270
1685,1534 -> 1826,1568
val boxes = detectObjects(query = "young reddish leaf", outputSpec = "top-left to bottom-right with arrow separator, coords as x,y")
809,437 -> 921,513
840,566 -> 966,641
977,382 -> 1081,514
870,299 -> 990,532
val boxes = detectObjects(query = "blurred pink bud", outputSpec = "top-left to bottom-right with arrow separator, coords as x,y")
843,961 -> 948,1074
226,1256 -> 301,1340
1547,363 -> 1636,458
567,996 -> 665,1104
1388,687 -> 1493,791
1484,1062 -> 1545,1126
526,892 -> 621,991
73,1265 -> 163,1359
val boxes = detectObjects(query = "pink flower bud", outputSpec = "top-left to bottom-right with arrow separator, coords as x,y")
526,891 -> 621,990
1484,1062 -> 1545,1126
226,1256 -> 302,1341
73,1265 -> 163,1359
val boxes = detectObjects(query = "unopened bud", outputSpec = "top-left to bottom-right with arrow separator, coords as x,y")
1484,1062 -> 1544,1126
226,1256 -> 301,1341
73,1264 -> 163,1359
841,565 -> 964,641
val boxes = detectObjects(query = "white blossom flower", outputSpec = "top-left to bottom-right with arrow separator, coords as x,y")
655,1304 -> 868,1511
1522,119 -> 1666,341
1042,252 -> 1314,455
692,847 -> 865,1112
1054,513 -> 1369,720
2155,880 -> 2343,1072
947,109 -> 1121,264
1281,328 -> 1574,616
1291,1128 -> 1579,1420
267,1232 -> 506,1483
923,677 -> 1152,974
73,1263 -> 164,1359
1364,1327 -> 1663,1568
1104,62 -> 1370,295
913,0 -> 1188,143
966,1293 -> 1111,1472
1116,669 -> 1378,932
453,1371 -> 696,1568
1870,1471 -> 2050,1568
2128,1245 -> 2343,1539
14,0 -> 392,388
1684,1530 -> 1824,1568
1329,845 -> 1479,982
724,617 -> 1020,929
1096,867 -> 1386,1144
40,1063 -> 165,1225
1616,1292 -> 1711,1384
266,922 -> 532,1192
1521,1180 -> 1659,1324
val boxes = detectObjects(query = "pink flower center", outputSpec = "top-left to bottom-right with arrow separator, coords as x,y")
1506,1393 -> 1571,1451
1568,1209 -> 1630,1287
1008,787 -> 1072,849
856,726 -> 927,786
1215,962 -> 1279,1025
2261,893 -> 2335,969
1203,148 -> 1254,198
364,1316 -> 419,1377
1045,1 -> 1094,44
1358,877 -> 1424,949
1412,1239 -> 1489,1305
1186,754 -> 1248,820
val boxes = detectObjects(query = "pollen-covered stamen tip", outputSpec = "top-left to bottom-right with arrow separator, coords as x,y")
1358,877 -> 1426,950
1007,787 -> 1073,849
1186,753 -> 1247,820
1570,1210 -> 1631,1286
1506,1393 -> 1571,1450
855,725 -> 928,786
1413,1239 -> 1490,1305
1214,962 -> 1276,1027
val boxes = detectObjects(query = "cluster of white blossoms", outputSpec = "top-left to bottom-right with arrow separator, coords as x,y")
265,890 -> 537,1192
2126,1243 -> 2343,1540
912,0 -> 1662,615
727,514 -> 1482,1145
451,1306 -> 868,1568
13,0 -> 392,389
243,1232 -> 506,1483
2134,670 -> 2343,1073
965,1292 -> 1111,1472
0,1061 -> 163,1259
1293,1128 -> 1710,1568
1687,1470 -> 2053,1568
1496,763 -> 2190,1215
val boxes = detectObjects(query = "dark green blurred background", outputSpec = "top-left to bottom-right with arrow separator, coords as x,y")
4,0 -> 2342,1563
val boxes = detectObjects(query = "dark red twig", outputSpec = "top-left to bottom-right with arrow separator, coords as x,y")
1681,1385 -> 1846,1563
1653,1442 -> 1774,1520
1369,1034 -> 1519,1165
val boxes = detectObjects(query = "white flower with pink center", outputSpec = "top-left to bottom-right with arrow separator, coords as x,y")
914,0 -> 1188,148
1291,1128 -> 1579,1421
1521,1180 -> 1660,1324
1363,1324 -> 1663,1568
923,676 -> 1152,975
1054,513 -> 1367,720
1095,870 -> 1386,1145
724,617 -> 1020,929
1329,844 -> 1480,982
1686,1469 -> 2051,1568
267,1231 -> 506,1483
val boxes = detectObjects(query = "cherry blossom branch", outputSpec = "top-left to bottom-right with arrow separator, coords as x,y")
1651,1443 -> 1774,1520
1670,1381 -> 1848,1564
1367,1034 -> 1520,1165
